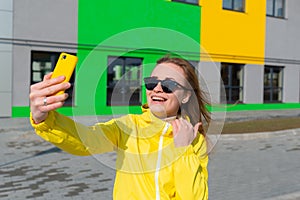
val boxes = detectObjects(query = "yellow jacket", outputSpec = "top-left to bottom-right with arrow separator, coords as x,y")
30,105 -> 208,200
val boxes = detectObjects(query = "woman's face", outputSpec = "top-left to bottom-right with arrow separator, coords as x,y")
146,62 -> 191,118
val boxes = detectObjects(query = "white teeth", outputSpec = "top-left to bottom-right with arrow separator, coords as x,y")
152,96 -> 165,101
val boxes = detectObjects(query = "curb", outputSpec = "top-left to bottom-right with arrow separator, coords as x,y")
263,191 -> 300,200
219,128 -> 300,141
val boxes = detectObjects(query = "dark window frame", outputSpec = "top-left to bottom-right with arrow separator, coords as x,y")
222,0 -> 245,12
172,0 -> 199,6
267,0 -> 285,18
30,51 -> 76,106
264,65 -> 284,103
107,56 -> 143,106
221,63 -> 244,104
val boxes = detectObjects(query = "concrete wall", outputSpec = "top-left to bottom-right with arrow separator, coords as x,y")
12,0 -> 78,108
265,0 -> 300,103
0,0 -> 13,117
243,64 -> 264,104
265,0 -> 300,61
283,64 -> 300,102
199,61 -> 222,104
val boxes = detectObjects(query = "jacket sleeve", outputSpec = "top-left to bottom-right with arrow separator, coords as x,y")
173,133 -> 209,200
30,111 -> 121,156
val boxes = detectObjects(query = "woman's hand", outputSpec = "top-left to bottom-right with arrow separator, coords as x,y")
170,118 -> 201,147
29,73 -> 71,124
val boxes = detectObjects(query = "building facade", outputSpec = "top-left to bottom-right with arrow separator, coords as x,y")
0,0 -> 299,117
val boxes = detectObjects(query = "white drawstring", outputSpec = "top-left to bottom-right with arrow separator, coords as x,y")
155,122 -> 170,200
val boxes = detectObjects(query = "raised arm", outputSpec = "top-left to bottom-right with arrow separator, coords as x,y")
30,73 -> 70,124
29,73 -> 120,156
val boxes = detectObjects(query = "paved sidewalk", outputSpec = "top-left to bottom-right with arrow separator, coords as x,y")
0,109 -> 300,199
209,128 -> 300,200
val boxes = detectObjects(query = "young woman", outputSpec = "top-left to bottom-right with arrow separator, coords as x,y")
30,56 -> 211,199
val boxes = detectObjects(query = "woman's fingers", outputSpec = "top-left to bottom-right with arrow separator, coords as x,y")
43,72 -> 53,81
30,79 -> 70,99
41,82 -> 70,97
171,118 -> 201,147
30,83 -> 70,104
193,122 -> 202,137
39,100 -> 66,113
30,93 -> 68,112
39,93 -> 69,107
30,93 -> 69,124
29,73 -> 70,124
32,75 -> 66,91
170,120 -> 179,135
179,118 -> 193,131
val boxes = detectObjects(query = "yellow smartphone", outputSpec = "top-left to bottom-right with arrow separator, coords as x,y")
51,52 -> 78,95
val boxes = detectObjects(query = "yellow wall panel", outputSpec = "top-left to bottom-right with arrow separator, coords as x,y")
200,0 -> 266,64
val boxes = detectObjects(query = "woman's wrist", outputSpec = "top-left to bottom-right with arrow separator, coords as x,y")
31,112 -> 48,124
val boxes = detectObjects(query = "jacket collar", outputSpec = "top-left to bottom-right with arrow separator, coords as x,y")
140,104 -> 173,137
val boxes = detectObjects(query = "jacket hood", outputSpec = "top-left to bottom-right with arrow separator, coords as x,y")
137,104 -> 173,137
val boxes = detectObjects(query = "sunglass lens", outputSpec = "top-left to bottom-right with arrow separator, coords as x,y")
144,78 -> 158,90
145,82 -> 156,90
144,78 -> 180,93
161,80 -> 177,93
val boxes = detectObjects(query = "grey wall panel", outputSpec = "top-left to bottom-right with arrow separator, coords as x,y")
283,65 -> 300,103
243,64 -> 264,104
0,93 -> 12,116
265,0 -> 300,103
0,0 -> 12,117
266,0 -> 300,61
12,46 -> 31,106
13,0 -> 78,43
0,52 -> 12,91
0,0 -> 12,10
0,12 -> 12,38
12,0 -> 78,107
0,52 -> 12,117
199,61 -> 222,104
0,43 -> 12,51
265,18 -> 289,60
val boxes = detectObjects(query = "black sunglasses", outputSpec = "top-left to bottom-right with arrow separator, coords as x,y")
144,77 -> 191,93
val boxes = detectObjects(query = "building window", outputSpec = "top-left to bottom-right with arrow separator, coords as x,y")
264,66 -> 283,103
221,63 -> 244,104
223,0 -> 245,12
107,56 -> 143,106
267,0 -> 285,18
31,51 -> 75,106
172,0 -> 199,5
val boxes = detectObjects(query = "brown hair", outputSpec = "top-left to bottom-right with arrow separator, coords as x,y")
156,56 -> 211,134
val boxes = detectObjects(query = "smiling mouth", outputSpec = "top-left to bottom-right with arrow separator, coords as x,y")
151,96 -> 167,102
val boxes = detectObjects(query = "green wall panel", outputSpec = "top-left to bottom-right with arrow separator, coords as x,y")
76,0 -> 201,115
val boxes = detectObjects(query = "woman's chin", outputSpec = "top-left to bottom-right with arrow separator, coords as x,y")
149,104 -> 168,119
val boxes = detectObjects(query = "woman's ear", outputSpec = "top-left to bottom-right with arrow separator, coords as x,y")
181,91 -> 191,104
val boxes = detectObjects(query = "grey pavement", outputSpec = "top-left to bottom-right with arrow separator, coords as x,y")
0,109 -> 300,199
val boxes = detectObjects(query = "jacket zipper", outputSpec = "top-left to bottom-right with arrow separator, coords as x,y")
155,122 -> 170,200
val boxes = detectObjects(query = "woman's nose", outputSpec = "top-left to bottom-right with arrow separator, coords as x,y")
153,82 -> 163,93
